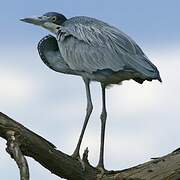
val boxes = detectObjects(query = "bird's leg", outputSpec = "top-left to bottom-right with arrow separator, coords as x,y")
97,84 -> 107,171
72,78 -> 93,158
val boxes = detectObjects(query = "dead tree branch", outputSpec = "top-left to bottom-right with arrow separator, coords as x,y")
0,112 -> 180,180
6,130 -> 29,180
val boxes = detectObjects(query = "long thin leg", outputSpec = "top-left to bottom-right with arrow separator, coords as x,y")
97,83 -> 107,169
72,78 -> 93,158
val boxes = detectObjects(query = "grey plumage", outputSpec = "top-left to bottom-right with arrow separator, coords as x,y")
38,35 -> 74,74
21,12 -> 162,170
38,16 -> 161,85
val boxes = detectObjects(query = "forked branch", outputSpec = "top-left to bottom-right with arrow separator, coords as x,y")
0,112 -> 180,180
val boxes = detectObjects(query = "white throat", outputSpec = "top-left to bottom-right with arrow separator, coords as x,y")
43,22 -> 60,34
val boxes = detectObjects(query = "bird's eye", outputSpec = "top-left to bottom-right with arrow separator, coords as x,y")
52,16 -> 57,22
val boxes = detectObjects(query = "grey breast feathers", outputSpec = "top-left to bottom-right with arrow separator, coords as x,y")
57,16 -> 161,81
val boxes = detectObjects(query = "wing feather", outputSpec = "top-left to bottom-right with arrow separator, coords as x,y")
37,35 -> 75,74
57,16 -> 160,79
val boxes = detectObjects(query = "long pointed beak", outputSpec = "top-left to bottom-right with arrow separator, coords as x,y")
20,15 -> 58,34
20,17 -> 45,26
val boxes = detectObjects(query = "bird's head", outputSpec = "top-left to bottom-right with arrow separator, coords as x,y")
21,12 -> 67,34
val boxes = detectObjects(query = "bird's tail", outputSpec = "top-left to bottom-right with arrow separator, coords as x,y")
125,54 -> 162,82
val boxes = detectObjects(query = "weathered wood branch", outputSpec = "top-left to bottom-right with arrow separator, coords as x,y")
0,112 -> 180,180
6,130 -> 29,180
0,113 -> 96,180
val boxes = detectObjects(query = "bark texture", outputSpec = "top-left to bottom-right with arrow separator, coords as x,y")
0,112 -> 180,180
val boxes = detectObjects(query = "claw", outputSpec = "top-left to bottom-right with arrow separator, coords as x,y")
71,151 -> 80,159
96,165 -> 108,179
71,152 -> 86,171
78,157 -> 86,171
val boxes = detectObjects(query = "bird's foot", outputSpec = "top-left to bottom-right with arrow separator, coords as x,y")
96,164 -> 108,179
71,150 -> 80,159
71,154 -> 86,171
71,148 -> 90,171
78,156 -> 86,171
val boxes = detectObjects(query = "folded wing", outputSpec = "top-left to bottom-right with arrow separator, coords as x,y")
37,35 -> 74,74
57,16 -> 161,80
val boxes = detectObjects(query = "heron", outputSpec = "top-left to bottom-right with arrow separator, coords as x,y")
21,12 -> 161,170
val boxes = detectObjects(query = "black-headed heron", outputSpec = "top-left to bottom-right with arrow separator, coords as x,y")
21,12 -> 161,170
